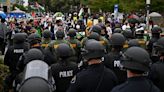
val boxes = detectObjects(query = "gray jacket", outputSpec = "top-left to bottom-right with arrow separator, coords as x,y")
0,23 -> 8,39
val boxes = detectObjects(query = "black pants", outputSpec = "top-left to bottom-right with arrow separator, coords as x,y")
0,38 -> 5,55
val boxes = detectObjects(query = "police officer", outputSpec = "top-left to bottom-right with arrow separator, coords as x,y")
104,33 -> 127,84
128,39 -> 140,48
46,30 -> 71,62
28,33 -> 56,65
122,29 -> 132,49
18,60 -> 55,92
82,25 -> 110,52
67,28 -> 81,63
41,30 -> 52,48
149,37 -> 164,92
147,26 -> 162,62
113,28 -> 122,33
49,30 -> 70,48
50,43 -> 78,92
111,47 -> 160,92
4,33 -> 29,92
147,27 -> 162,53
122,29 -> 134,40
67,40 -> 118,92
17,48 -> 45,72
135,26 -> 146,48
28,33 -> 42,49
15,48 -> 45,92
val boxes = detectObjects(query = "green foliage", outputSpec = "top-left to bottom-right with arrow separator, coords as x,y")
0,57 -> 9,91
28,0 -> 164,13
49,0 -> 80,12
12,4 -> 27,12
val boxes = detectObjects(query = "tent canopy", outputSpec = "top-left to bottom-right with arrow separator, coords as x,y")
10,9 -> 26,14
149,12 -> 162,17
0,11 -> 6,18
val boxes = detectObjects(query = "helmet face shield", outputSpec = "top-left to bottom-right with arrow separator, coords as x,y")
18,60 -> 54,92
24,60 -> 49,80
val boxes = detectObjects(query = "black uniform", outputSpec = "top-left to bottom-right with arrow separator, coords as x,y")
67,63 -> 118,92
104,33 -> 127,84
104,52 -> 127,84
147,27 -> 162,63
149,61 -> 164,92
111,76 -> 161,92
4,42 -> 29,91
147,37 -> 159,62
51,61 -> 78,92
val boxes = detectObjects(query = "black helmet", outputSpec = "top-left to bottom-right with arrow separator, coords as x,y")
114,28 -> 122,33
82,40 -> 105,61
68,28 -> 76,37
154,37 -> 164,54
121,47 -> 151,72
88,32 -> 100,41
28,33 -> 41,45
111,33 -> 126,46
90,25 -> 102,34
56,43 -> 73,58
19,78 -> 51,92
43,30 -> 52,38
13,33 -> 27,44
128,39 -> 140,47
122,29 -> 133,39
24,48 -> 44,64
56,31 -> 65,39
151,26 -> 162,34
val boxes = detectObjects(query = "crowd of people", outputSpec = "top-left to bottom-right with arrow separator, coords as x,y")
0,12 -> 164,92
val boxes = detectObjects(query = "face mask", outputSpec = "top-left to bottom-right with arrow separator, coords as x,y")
76,25 -> 80,29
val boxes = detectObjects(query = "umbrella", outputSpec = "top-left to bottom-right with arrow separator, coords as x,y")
0,11 -> 6,19
54,12 -> 64,17
128,14 -> 139,19
149,12 -> 162,17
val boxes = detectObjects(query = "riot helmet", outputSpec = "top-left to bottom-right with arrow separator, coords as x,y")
82,39 -> 105,61
128,39 -> 140,47
88,32 -> 100,41
43,30 -> 52,38
90,25 -> 102,34
122,29 -> 133,39
154,37 -> 164,54
68,28 -> 76,37
24,48 -> 44,64
56,43 -> 73,58
151,26 -> 162,34
13,33 -> 27,44
121,47 -> 151,72
114,28 -> 122,33
28,33 -> 41,45
19,78 -> 51,92
111,33 -> 126,46
56,31 -> 65,39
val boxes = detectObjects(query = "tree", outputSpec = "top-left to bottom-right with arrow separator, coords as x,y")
27,0 -> 164,13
